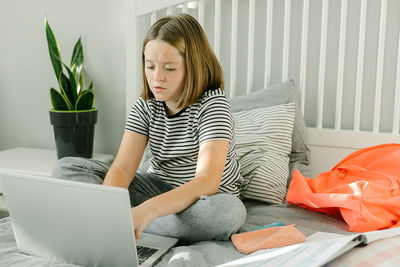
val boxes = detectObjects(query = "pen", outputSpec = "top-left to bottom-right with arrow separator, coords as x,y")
251,221 -> 284,231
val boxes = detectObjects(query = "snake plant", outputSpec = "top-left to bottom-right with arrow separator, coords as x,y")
45,18 -> 94,111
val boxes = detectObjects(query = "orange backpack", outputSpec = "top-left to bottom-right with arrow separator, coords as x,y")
287,143 -> 400,232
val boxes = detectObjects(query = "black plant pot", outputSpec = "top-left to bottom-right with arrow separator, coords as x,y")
49,109 -> 98,159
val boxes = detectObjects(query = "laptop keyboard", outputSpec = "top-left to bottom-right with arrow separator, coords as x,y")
137,245 -> 158,265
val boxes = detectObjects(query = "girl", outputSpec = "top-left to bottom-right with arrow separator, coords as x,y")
52,13 -> 246,244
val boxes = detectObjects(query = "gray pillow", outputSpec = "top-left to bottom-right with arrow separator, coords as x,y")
230,80 -> 311,187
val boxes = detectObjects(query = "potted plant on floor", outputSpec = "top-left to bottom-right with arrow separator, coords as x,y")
45,18 -> 98,159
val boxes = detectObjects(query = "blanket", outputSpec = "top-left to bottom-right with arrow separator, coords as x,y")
0,201 -> 352,266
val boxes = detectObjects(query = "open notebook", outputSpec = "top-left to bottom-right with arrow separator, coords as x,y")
218,227 -> 400,267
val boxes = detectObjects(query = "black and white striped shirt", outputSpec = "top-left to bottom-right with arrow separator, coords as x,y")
125,88 -> 242,196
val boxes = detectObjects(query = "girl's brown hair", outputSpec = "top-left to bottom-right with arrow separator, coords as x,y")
141,13 -> 224,108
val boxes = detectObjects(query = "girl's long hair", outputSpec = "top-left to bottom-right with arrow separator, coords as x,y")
141,13 -> 224,108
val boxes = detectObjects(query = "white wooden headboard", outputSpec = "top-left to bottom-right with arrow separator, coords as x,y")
126,0 -> 400,177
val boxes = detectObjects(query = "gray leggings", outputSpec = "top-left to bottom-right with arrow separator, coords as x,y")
52,157 -> 247,244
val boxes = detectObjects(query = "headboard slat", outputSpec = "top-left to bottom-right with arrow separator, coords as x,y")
316,0 -> 329,130
354,0 -> 368,132
150,11 -> 157,26
166,7 -> 173,16
394,32 -> 400,135
282,0 -> 291,81
246,0 -> 256,94
335,0 -> 348,130
213,0 -> 221,60
299,0 -> 310,115
264,0 -> 274,89
373,0 -> 388,133
229,0 -> 239,98
182,2 -> 188,13
198,0 -> 205,27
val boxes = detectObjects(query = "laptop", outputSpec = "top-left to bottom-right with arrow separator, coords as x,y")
0,170 -> 178,266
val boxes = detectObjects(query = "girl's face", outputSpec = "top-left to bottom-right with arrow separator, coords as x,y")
144,40 -> 186,114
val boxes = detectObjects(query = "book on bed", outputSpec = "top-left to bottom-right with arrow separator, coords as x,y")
219,227 -> 400,267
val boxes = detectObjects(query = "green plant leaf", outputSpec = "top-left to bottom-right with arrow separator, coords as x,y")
70,66 -> 80,94
71,38 -> 83,71
45,18 -> 62,81
75,89 -> 94,110
79,71 -> 85,93
59,72 -> 75,106
47,49 -> 75,106
87,80 -> 93,90
71,38 -> 84,93
62,63 -> 78,104
50,88 -> 71,110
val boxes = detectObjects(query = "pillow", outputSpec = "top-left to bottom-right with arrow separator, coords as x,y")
233,103 -> 295,203
230,80 -> 311,187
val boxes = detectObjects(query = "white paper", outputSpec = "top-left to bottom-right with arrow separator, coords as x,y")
363,227 -> 400,243
218,232 -> 361,267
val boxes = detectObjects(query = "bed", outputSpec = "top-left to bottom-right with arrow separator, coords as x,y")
1,0 -> 400,266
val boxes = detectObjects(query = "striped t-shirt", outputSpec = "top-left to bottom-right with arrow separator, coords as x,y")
125,88 -> 243,196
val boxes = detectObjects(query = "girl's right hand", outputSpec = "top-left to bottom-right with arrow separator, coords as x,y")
131,204 -> 154,240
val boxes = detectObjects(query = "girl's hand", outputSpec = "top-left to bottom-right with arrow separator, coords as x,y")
131,204 -> 154,240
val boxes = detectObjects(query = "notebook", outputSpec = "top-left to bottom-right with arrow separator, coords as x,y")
0,170 -> 178,266
218,229 -> 400,267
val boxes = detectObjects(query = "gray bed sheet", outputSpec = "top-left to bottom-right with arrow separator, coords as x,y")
0,201 -> 352,267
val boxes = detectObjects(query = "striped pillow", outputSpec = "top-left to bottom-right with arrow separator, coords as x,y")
233,103 -> 295,203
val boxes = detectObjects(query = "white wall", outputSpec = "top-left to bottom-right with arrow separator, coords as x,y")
0,0 -> 129,155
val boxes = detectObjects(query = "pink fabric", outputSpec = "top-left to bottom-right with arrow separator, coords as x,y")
231,225 -> 305,254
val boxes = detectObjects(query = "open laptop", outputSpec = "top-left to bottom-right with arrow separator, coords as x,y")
0,170 -> 178,266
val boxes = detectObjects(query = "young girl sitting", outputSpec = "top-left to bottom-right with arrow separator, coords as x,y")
52,13 -> 246,244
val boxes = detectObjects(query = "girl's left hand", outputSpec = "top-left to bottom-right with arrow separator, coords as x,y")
131,204 -> 154,240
